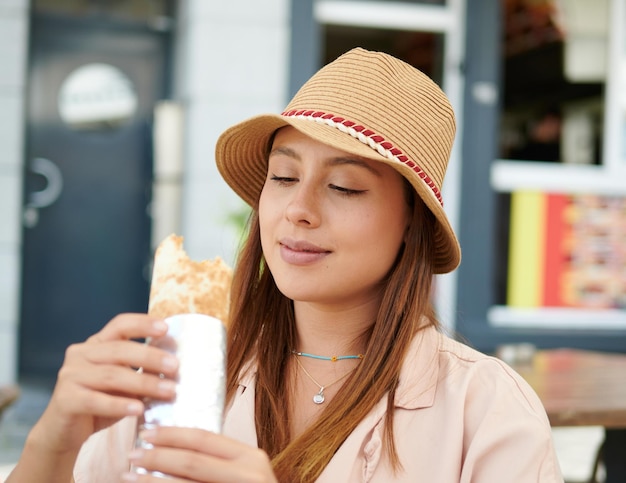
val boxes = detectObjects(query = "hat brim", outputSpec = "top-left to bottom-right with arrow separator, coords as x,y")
215,114 -> 461,273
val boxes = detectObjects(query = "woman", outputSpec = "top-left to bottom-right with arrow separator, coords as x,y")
7,48 -> 563,482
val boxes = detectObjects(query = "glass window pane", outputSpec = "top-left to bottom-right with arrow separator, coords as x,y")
58,63 -> 138,131
499,0 -> 608,166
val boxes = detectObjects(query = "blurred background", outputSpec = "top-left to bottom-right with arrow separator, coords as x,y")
0,0 -> 625,481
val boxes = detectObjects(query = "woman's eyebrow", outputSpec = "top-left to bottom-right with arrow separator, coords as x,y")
269,146 -> 299,159
269,147 -> 381,177
328,157 -> 382,177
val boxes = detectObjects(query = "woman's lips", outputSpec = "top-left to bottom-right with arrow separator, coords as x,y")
279,239 -> 330,265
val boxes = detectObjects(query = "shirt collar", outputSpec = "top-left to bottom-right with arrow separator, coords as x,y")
394,324 -> 441,410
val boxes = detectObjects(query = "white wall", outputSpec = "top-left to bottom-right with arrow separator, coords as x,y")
173,0 -> 290,265
0,0 -> 28,385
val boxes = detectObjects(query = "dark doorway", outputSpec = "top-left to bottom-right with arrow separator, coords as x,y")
19,12 -> 171,382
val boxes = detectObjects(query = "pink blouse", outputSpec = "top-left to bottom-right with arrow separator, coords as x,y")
74,325 -> 564,482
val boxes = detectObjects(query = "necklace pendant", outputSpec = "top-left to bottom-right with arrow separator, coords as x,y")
313,389 -> 325,404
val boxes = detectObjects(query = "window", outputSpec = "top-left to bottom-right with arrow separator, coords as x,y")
490,0 -> 626,331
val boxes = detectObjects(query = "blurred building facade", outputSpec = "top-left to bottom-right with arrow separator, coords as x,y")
1,0 -> 625,386
1,0 -> 294,384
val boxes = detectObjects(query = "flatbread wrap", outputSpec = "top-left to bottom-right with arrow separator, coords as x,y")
148,234 -> 233,325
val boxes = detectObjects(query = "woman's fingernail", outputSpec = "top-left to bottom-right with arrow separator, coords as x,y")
162,355 -> 179,371
158,380 -> 177,395
128,448 -> 144,461
121,472 -> 138,481
140,428 -> 157,441
127,402 -> 143,415
152,320 -> 168,332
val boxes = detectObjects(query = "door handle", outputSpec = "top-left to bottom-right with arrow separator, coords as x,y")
23,157 -> 64,228
27,157 -> 64,208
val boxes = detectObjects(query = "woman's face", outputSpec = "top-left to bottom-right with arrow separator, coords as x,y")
258,127 -> 411,309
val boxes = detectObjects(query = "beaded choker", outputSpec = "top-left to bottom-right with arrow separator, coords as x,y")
291,350 -> 364,362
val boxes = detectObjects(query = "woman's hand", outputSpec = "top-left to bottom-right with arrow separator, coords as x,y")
29,313 -> 180,455
123,427 -> 278,483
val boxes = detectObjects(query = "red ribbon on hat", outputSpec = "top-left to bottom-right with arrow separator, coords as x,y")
282,109 -> 443,207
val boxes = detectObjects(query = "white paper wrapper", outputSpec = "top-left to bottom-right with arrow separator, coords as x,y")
133,313 -> 226,476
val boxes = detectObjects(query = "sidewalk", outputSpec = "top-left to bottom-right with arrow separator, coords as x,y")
0,381 -> 607,482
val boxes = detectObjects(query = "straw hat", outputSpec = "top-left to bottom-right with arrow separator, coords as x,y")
215,47 -> 461,273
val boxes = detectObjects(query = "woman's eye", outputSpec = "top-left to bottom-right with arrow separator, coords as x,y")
330,184 -> 366,196
270,175 -> 297,185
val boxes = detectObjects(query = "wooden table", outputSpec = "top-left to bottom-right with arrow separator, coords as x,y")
512,349 -> 626,483
513,348 -> 626,428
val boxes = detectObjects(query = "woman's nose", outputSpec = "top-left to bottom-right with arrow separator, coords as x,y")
285,183 -> 321,227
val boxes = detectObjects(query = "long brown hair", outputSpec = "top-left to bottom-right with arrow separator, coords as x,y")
225,192 -> 439,482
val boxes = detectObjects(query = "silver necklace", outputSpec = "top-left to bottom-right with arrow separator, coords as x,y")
293,355 -> 356,404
